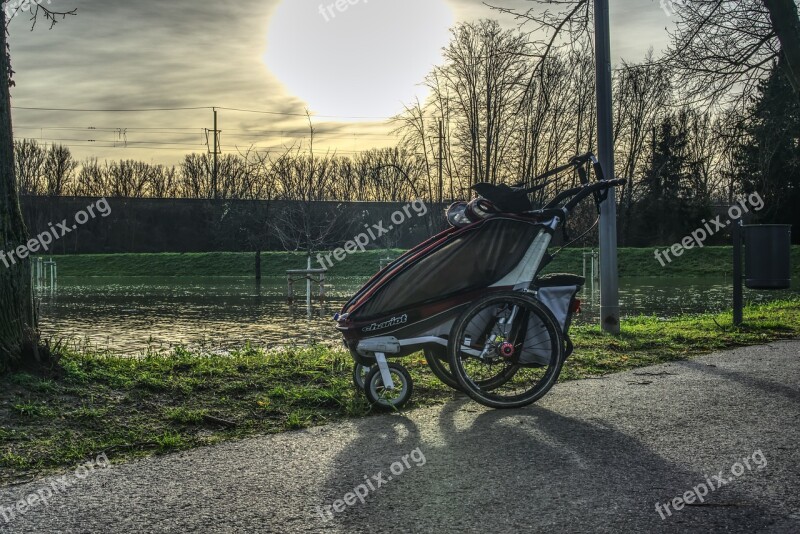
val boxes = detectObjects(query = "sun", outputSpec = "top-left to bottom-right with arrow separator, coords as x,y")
264,0 -> 454,119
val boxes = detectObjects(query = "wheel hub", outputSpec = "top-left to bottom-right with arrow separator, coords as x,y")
499,342 -> 515,358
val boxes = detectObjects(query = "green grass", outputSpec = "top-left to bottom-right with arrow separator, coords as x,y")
562,299 -> 800,379
0,298 -> 798,483
47,247 -> 800,279
543,246 -> 800,278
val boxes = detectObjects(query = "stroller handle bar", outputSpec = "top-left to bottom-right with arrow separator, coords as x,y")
533,178 -> 626,220
526,152 -> 603,186
569,152 -> 603,181
468,153 -> 625,221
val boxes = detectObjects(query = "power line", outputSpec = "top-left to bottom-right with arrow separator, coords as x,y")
12,106 -> 211,112
14,126 -> 205,132
11,105 -> 405,120
25,136 -> 205,146
29,142 -> 207,152
217,106 -> 396,120
15,126 -> 400,140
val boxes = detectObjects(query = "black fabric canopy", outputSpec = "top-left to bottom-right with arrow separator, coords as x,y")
353,217 -> 542,320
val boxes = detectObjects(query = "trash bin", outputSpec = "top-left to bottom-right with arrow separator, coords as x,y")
744,224 -> 792,289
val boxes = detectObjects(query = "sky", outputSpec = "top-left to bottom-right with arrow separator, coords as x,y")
6,0 -> 675,166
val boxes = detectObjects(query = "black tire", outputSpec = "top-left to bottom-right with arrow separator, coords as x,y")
352,363 -> 371,390
424,348 -> 461,391
448,291 -> 564,409
364,363 -> 414,410
424,347 -> 517,392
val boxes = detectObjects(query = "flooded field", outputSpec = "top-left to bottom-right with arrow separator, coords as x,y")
37,275 -> 799,355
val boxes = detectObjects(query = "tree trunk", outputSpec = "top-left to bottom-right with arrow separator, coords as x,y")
763,0 -> 800,95
1,13 -> 37,370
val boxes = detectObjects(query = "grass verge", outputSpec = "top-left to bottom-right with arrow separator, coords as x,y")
48,247 -> 800,279
1,298 -> 799,483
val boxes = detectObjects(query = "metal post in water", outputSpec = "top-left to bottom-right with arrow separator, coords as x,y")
595,0 -> 621,334
583,253 -> 587,281
306,256 -> 312,318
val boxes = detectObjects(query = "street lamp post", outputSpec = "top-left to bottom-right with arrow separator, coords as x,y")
594,0 -> 621,334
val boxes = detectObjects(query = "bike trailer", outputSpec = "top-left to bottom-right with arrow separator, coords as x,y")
336,213 -> 555,362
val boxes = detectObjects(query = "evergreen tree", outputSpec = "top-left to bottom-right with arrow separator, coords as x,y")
731,60 -> 800,240
630,111 -> 712,245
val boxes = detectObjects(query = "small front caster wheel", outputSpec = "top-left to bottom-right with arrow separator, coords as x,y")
364,363 -> 413,410
353,363 -> 372,390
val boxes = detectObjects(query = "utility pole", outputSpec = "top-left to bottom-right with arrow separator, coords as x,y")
595,0 -> 621,334
437,118 -> 444,204
213,107 -> 219,200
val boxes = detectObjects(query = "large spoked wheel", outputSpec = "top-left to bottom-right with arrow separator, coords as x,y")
424,348 -> 461,391
425,347 -> 518,392
448,291 -> 564,409
364,363 -> 414,410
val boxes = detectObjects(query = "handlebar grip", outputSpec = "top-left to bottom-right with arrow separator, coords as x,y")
577,165 -> 589,185
591,157 -> 605,182
569,153 -> 609,183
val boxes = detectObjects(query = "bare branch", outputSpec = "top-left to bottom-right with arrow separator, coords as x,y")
29,3 -> 77,30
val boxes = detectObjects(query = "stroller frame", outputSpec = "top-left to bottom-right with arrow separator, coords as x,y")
335,153 -> 626,409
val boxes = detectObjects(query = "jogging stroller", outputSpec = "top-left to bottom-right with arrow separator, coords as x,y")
334,154 -> 626,409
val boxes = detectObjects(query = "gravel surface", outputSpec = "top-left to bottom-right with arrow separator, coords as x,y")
1,340 -> 799,533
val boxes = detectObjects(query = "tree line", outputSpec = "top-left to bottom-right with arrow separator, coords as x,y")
16,19 -> 800,246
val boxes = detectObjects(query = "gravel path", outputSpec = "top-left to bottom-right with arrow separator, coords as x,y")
1,340 -> 799,533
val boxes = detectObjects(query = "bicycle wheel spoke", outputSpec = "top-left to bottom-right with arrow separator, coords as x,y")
449,292 -> 564,408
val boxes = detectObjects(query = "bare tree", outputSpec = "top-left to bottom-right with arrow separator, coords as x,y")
490,0 -> 800,106
42,144 -> 77,196
70,158 -> 107,197
180,153 -> 212,199
147,164 -> 179,199
1,2 -> 76,369
393,98 -> 438,201
13,138 -> 45,195
435,20 -> 531,186
665,0 -> 784,107
269,115 -> 348,262
106,160 -> 150,198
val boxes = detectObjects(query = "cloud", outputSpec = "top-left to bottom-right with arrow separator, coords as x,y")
6,0 -> 672,165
